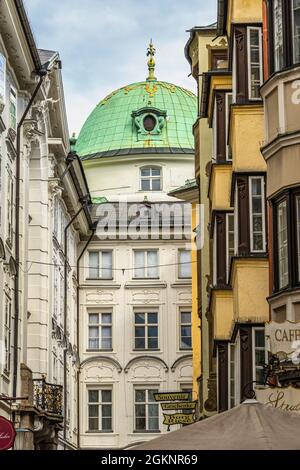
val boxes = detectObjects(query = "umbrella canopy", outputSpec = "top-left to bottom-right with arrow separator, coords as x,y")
132,400 -> 300,450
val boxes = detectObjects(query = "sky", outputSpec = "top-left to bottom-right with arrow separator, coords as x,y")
24,0 -> 217,135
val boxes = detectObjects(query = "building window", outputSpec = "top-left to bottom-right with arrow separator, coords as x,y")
253,328 -> 266,386
211,50 -> 228,70
180,385 -> 193,426
297,196 -> 300,282
89,251 -> 113,279
226,213 -> 235,283
292,0 -> 300,64
7,174 -> 13,246
247,27 -> 263,100
226,93 -> 233,161
140,167 -> 161,191
88,389 -> 112,432
134,389 -> 159,432
0,54 -> 6,105
228,344 -> 236,409
4,296 -> 12,374
134,250 -> 158,278
249,177 -> 266,253
178,250 -> 192,279
88,313 -> 112,350
180,310 -> 192,350
134,312 -> 158,350
277,200 -> 289,289
273,0 -> 284,71
9,86 -> 17,130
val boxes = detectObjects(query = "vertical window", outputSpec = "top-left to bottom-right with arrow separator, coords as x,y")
180,310 -> 192,350
253,328 -> 266,386
7,174 -> 13,246
134,389 -> 159,432
273,0 -> 284,71
89,251 -> 113,279
88,313 -> 112,350
134,312 -> 158,350
4,296 -> 12,374
0,54 -> 6,105
226,93 -> 233,160
247,27 -> 263,100
277,200 -> 289,288
296,196 -> 300,281
228,344 -> 236,409
88,389 -> 112,432
134,250 -> 158,278
9,86 -> 17,130
292,0 -> 300,64
249,177 -> 266,253
53,263 -> 58,319
226,213 -> 235,283
180,385 -> 193,426
140,167 -> 161,191
178,250 -> 192,278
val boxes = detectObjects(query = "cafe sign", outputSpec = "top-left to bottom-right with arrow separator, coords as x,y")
163,413 -> 195,426
256,387 -> 300,413
266,321 -> 300,355
0,416 -> 16,451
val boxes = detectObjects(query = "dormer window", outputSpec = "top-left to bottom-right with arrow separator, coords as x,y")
140,167 -> 161,191
132,106 -> 166,143
143,115 -> 156,132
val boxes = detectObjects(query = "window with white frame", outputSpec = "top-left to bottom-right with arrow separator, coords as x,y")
226,93 -> 233,160
0,54 -> 6,105
273,0 -> 284,70
249,177 -> 266,252
140,167 -> 161,191
253,328 -> 266,386
277,199 -> 289,288
228,336 -> 240,408
180,310 -> 192,350
53,262 -> 58,319
134,250 -> 158,278
134,388 -> 159,432
247,27 -> 263,100
7,173 -> 13,246
4,295 -> 12,374
293,0 -> 300,64
226,213 -> 235,283
89,251 -> 113,279
9,86 -> 17,130
88,389 -> 113,432
134,311 -> 158,350
88,312 -> 112,350
178,249 -> 192,279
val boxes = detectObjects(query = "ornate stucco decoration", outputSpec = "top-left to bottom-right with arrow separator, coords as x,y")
132,106 -> 167,143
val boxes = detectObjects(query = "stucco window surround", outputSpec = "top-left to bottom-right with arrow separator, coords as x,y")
267,0 -> 300,75
232,24 -> 263,105
272,187 -> 300,293
139,165 -> 163,192
86,386 -> 114,434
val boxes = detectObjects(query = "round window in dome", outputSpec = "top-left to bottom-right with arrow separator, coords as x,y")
143,115 -> 156,132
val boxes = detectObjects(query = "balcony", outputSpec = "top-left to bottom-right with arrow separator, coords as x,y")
33,378 -> 63,419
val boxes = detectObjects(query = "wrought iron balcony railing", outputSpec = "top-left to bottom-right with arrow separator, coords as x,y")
33,378 -> 63,418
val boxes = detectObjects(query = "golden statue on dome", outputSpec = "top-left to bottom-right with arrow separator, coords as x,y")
147,39 -> 157,81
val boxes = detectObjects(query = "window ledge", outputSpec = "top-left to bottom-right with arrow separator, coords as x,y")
85,430 -> 115,434
86,349 -> 114,353
132,430 -> 161,434
133,349 -> 160,352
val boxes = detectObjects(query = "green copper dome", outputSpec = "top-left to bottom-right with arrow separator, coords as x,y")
76,80 -> 197,160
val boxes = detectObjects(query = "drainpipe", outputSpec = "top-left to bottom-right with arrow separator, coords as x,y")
63,201 -> 88,446
76,227 -> 96,449
13,70 -> 48,399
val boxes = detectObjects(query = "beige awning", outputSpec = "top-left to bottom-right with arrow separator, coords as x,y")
132,400 -> 300,450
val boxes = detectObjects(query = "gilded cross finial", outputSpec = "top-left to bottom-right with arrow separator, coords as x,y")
147,39 -> 157,82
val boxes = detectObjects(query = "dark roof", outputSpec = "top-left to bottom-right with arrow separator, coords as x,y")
184,22 -> 217,66
38,49 -> 58,67
217,0 -> 228,37
14,0 -> 42,71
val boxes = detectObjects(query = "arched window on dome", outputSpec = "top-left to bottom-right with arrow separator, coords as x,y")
140,166 -> 162,191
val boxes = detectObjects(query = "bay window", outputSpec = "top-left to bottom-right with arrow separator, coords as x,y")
134,388 -> 159,432
226,213 -> 235,283
277,200 -> 288,289
273,0 -> 284,71
249,177 -> 266,253
89,251 -> 113,279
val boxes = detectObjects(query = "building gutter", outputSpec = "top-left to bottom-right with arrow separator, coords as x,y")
217,0 -> 228,37
13,69 -> 47,399
76,228 -> 96,449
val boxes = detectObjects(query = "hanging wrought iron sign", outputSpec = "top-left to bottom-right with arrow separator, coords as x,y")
0,416 -> 16,451
163,413 -> 195,426
153,392 -> 190,402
